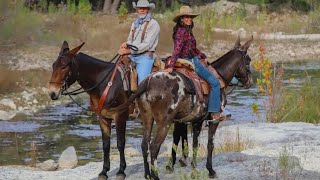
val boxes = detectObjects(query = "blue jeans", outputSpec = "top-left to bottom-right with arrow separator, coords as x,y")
188,57 -> 221,113
129,53 -> 155,84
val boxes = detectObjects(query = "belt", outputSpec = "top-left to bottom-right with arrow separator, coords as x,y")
140,51 -> 154,58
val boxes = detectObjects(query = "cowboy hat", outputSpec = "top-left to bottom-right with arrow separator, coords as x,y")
173,6 -> 200,23
132,0 -> 156,10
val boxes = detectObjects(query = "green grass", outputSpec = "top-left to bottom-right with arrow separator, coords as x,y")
270,79 -> 320,124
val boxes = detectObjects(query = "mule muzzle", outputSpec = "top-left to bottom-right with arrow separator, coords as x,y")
48,87 -> 61,100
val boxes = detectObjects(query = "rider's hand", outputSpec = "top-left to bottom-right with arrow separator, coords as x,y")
201,58 -> 209,66
120,42 -> 127,49
164,67 -> 173,73
118,48 -> 131,55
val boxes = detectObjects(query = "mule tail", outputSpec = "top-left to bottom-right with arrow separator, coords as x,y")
110,77 -> 150,112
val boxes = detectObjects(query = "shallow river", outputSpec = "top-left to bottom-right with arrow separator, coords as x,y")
0,60 -> 319,166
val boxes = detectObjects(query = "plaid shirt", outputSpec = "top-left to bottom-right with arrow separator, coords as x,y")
168,27 -> 207,68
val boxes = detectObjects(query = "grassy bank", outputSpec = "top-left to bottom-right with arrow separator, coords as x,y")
270,78 -> 320,124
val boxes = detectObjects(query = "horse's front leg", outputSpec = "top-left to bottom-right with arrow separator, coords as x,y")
114,111 -> 128,178
191,121 -> 203,168
98,116 -> 112,180
206,122 -> 219,179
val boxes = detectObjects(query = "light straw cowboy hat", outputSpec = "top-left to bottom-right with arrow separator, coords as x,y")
132,0 -> 156,10
173,6 -> 200,23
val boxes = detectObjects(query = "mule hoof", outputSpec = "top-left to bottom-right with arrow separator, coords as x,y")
115,173 -> 126,180
208,170 -> 217,179
178,158 -> 188,167
165,165 -> 174,173
144,174 -> 151,179
98,175 -> 108,180
191,169 -> 199,179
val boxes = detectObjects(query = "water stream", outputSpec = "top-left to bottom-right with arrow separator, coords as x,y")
0,60 -> 319,166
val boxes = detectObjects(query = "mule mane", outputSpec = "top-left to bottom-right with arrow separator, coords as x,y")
76,53 -> 114,67
210,49 -> 241,82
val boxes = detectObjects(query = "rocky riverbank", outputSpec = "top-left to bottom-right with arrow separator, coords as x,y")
0,122 -> 319,180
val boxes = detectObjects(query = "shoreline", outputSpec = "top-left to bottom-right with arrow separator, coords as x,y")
1,122 -> 320,180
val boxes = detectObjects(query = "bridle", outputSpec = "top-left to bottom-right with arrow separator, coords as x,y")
230,48 -> 252,87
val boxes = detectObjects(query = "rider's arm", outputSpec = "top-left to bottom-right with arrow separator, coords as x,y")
167,28 -> 187,68
194,44 -> 207,60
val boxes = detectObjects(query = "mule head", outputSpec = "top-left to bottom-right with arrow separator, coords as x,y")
48,41 -> 85,100
233,35 -> 254,88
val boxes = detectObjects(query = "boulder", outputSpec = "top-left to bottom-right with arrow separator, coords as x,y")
36,159 -> 58,171
211,0 -> 259,17
58,146 -> 78,169
0,110 -> 16,120
0,99 -> 17,110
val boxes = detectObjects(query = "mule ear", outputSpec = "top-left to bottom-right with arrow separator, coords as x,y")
242,35 -> 253,52
60,41 -> 70,55
67,42 -> 85,57
234,36 -> 241,48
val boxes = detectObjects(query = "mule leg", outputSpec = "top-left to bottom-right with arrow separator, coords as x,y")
141,115 -> 154,179
191,121 -> 203,168
206,122 -> 219,179
180,122 -> 188,167
114,111 -> 128,178
98,116 -> 112,180
150,122 -> 172,180
166,122 -> 181,172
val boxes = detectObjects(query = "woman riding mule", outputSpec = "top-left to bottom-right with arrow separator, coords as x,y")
119,34 -> 254,179
165,6 -> 224,122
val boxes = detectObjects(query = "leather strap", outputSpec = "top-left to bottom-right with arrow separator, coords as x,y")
97,64 -> 119,113
131,21 -> 150,44
141,21 -> 150,43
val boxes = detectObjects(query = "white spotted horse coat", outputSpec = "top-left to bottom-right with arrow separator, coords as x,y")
137,71 -> 206,123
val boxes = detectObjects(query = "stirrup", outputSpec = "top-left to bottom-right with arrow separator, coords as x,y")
205,114 -> 226,126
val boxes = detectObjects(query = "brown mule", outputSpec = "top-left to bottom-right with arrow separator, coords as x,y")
48,41 -> 130,179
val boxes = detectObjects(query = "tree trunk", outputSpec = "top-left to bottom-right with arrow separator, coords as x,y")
103,0 -> 112,13
111,0 -> 121,14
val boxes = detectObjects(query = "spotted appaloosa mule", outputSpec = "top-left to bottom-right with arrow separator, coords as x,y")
123,36 -> 254,179
48,41 -> 129,180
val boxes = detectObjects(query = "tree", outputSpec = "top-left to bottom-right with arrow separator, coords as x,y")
103,0 -> 121,14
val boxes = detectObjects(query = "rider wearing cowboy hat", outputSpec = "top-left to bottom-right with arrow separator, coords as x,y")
165,6 -> 224,121
118,0 -> 160,84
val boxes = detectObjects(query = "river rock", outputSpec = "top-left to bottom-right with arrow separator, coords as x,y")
125,147 -> 141,157
21,91 -> 33,101
0,99 -> 16,110
36,159 -> 58,171
0,110 -> 16,120
58,146 -> 78,169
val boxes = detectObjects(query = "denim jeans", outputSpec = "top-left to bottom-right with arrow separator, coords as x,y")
188,57 -> 221,113
129,53 -> 155,84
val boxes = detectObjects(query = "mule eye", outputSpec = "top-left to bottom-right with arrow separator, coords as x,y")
61,66 -> 68,70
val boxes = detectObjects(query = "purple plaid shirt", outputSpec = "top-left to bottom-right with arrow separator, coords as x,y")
168,27 -> 207,68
